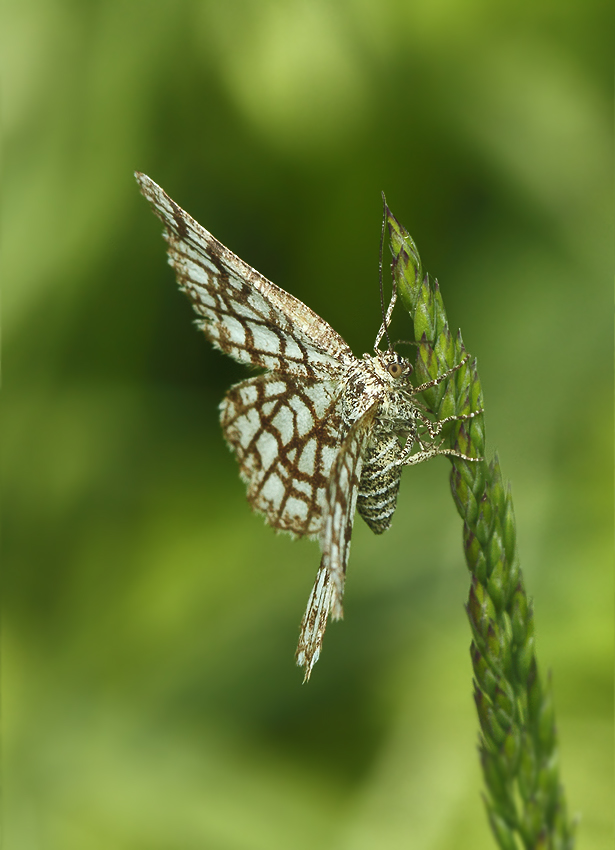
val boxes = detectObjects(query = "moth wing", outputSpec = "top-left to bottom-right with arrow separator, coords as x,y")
136,173 -> 353,379
220,373 -> 343,538
296,402 -> 379,680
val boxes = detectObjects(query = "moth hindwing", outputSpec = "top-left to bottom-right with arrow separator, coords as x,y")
136,173 -> 481,681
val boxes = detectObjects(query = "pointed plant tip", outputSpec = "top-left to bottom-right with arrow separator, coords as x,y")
385,203 -> 400,227
381,192 -> 391,222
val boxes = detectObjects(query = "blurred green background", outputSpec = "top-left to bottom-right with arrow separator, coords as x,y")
3,0 -> 612,848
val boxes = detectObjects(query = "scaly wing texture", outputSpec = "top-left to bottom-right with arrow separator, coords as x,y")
296,403 -> 379,680
135,173 -> 353,379
220,374 -> 343,538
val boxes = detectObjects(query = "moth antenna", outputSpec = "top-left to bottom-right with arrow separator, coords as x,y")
374,192 -> 395,352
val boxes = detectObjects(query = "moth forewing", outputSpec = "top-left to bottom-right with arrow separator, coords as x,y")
135,171 -> 353,379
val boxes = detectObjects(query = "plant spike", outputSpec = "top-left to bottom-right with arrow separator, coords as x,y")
386,204 -> 575,850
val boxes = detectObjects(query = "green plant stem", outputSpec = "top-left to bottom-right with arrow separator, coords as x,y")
386,206 -> 575,850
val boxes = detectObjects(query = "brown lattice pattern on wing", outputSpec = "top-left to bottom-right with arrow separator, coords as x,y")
220,374 -> 343,538
135,173 -> 353,380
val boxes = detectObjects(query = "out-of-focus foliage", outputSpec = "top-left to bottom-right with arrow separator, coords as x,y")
3,1 -> 612,848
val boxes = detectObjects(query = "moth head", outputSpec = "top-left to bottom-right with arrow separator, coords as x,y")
384,352 -> 412,380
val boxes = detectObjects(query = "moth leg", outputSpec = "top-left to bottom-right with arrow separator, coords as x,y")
397,443 -> 482,467
397,423 -> 483,465
412,406 -> 484,440
411,353 -> 471,394
430,408 -> 484,431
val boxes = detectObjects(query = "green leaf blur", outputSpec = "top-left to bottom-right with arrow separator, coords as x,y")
4,1 -> 612,849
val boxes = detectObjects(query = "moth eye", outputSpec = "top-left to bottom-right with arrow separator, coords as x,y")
388,362 -> 403,378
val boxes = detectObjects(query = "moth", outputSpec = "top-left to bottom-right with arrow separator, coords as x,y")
136,173 -> 480,680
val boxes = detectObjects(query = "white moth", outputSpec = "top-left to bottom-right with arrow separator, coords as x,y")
136,173 -> 480,680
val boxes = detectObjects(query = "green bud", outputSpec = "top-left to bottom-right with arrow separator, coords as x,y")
456,360 -> 471,399
503,486 -> 517,564
454,423 -> 472,457
537,679 -> 556,752
467,577 -> 497,638
486,621 -> 503,665
481,750 -> 516,818
475,498 -> 492,547
515,633 -> 535,684
437,380 -> 456,421
490,454 -> 505,496
507,558 -> 521,593
486,805 -> 520,850
414,280 -> 435,342
451,467 -> 477,522
517,738 -> 537,802
455,455 -> 480,489
474,549 -> 488,583
463,526 -> 485,575
469,414 -> 486,458
494,681 -> 517,727
470,363 -> 483,406
487,618 -> 512,675
437,326 -> 455,367
469,456 -> 487,501
475,689 -> 508,746
433,280 -> 447,329
527,657 -> 543,727
520,797 -> 544,847
511,584 -> 528,645
536,755 -> 560,807
472,644 -> 499,699
487,550 -> 507,610
501,725 -> 522,775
